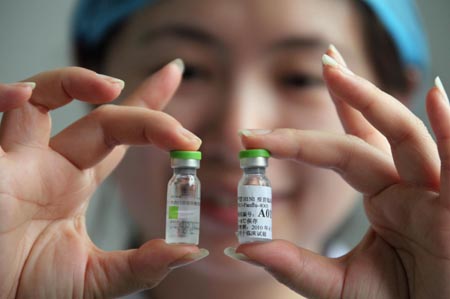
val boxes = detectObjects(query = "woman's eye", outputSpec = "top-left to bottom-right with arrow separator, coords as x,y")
279,73 -> 323,89
182,65 -> 210,81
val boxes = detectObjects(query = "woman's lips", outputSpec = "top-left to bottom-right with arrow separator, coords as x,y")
202,199 -> 237,226
201,182 -> 238,226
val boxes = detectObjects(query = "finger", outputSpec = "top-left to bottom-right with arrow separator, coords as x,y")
91,58 -> 185,180
0,67 -> 124,149
240,129 -> 398,196
325,46 -> 391,155
0,82 -> 35,111
50,105 -> 202,174
427,77 -> 450,204
0,82 -> 35,154
122,58 -> 184,109
85,239 -> 208,298
26,67 -> 124,110
51,59 -> 185,182
229,240 -> 344,298
322,54 -> 440,190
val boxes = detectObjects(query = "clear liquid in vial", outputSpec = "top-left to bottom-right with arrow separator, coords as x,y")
166,174 -> 200,244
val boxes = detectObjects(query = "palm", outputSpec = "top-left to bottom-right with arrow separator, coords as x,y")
241,183 -> 450,299
343,229 -> 408,298
7,147 -> 94,221
237,49 -> 450,299
0,103 -> 111,299
1,64 -> 202,298
342,185 -> 450,298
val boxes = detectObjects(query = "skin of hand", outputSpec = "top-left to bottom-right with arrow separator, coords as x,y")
0,60 -> 208,299
231,46 -> 450,299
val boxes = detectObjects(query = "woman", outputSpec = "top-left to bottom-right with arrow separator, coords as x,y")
1,0 -> 449,298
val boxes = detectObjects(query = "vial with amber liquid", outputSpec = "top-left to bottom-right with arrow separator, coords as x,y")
166,150 -> 201,244
237,149 -> 272,243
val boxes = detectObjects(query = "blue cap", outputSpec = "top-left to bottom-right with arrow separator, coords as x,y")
73,0 -> 152,48
73,0 -> 429,72
362,0 -> 429,72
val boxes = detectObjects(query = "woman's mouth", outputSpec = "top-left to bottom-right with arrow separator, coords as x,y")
202,197 -> 237,226
200,187 -> 289,229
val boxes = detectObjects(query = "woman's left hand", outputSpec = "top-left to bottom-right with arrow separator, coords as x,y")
232,47 -> 450,299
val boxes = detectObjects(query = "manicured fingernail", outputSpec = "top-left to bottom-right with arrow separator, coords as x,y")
97,74 -> 125,90
322,54 -> 353,76
435,76 -> 448,102
224,247 -> 264,267
328,44 -> 347,67
169,248 -> 209,270
322,54 -> 339,67
329,44 -> 339,55
12,82 -> 36,90
171,58 -> 185,74
239,129 -> 272,137
179,127 -> 202,145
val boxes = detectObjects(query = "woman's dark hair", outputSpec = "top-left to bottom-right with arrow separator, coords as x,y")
74,20 -> 124,73
74,1 -> 409,93
354,1 -> 409,93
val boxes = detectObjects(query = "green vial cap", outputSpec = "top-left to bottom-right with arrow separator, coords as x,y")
170,150 -> 202,160
239,149 -> 271,159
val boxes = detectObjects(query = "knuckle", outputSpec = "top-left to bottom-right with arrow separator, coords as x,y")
90,104 -> 117,119
337,134 -> 364,171
154,111 -> 180,127
55,66 -> 91,83
63,66 -> 91,75
344,133 -> 365,145
391,117 -> 428,147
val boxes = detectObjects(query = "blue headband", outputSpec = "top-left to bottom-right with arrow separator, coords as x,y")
362,0 -> 429,72
73,0 -> 430,72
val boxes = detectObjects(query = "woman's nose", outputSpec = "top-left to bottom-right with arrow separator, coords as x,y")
202,74 -> 277,161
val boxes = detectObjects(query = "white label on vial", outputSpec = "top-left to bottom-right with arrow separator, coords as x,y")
166,191 -> 200,244
237,185 -> 272,243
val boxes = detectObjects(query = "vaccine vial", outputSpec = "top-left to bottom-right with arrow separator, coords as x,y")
237,149 -> 272,244
166,150 -> 201,245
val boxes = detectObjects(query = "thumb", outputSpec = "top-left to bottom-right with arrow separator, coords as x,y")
85,239 -> 209,298
0,82 -> 35,111
226,240 -> 345,299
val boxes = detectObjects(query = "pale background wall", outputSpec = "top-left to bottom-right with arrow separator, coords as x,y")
0,0 -> 449,248
0,0 -> 85,133
1,0 -> 449,132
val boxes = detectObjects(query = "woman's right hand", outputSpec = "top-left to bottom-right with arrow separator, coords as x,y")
232,47 -> 450,299
0,60 -> 207,299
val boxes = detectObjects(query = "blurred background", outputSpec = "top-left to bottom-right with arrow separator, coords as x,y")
0,0 -> 449,248
0,0 -> 449,133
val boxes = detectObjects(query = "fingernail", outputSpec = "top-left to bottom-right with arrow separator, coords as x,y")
322,54 -> 353,76
12,82 -> 36,90
97,74 -> 125,90
224,247 -> 264,267
179,127 -> 202,145
171,58 -> 185,74
169,248 -> 209,270
238,129 -> 272,137
329,44 -> 339,55
435,76 -> 448,102
322,54 -> 339,68
328,44 -> 347,67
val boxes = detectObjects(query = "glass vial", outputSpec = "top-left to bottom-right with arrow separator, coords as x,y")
166,150 -> 201,245
237,149 -> 272,244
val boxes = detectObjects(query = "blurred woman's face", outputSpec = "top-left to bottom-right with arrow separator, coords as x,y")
104,0 -> 377,281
